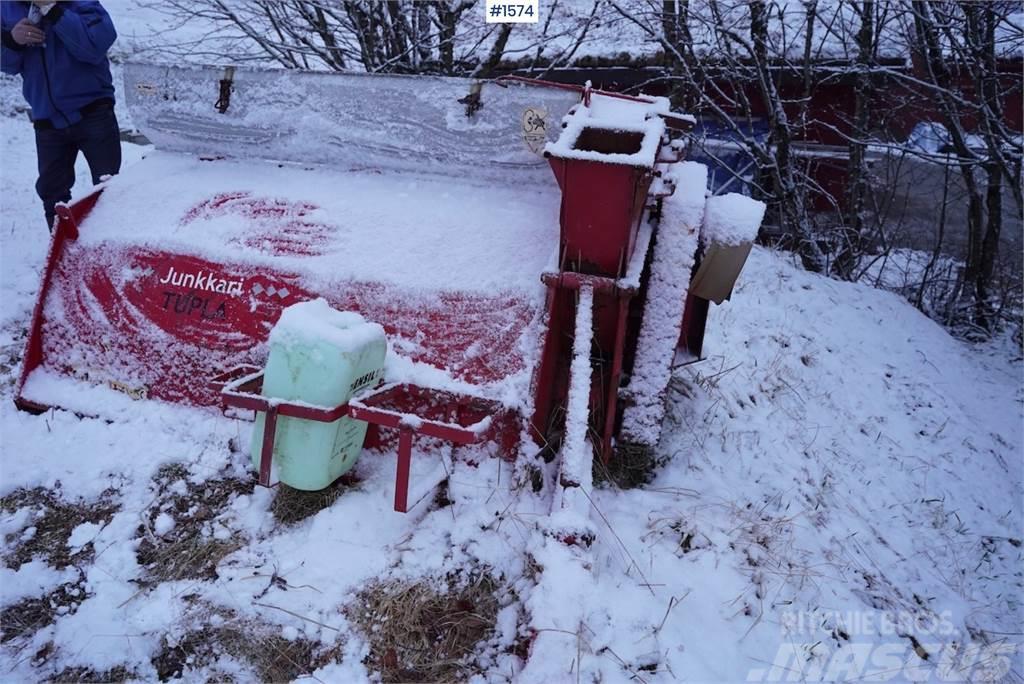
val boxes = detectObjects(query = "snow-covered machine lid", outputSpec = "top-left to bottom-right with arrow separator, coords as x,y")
124,62 -> 581,178
74,151 -> 562,297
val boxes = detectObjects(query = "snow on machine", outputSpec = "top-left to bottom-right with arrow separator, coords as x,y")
15,64 -> 764,513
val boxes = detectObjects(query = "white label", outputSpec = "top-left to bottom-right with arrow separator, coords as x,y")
522,107 -> 549,155
485,0 -> 538,23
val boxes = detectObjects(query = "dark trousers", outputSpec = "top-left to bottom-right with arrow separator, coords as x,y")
34,106 -> 121,230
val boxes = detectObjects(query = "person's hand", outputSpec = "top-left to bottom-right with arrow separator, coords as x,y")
11,19 -> 45,46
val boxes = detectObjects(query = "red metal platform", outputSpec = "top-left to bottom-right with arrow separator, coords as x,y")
213,365 -> 515,512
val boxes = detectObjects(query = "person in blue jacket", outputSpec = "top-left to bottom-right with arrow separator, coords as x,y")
1,1 -> 120,231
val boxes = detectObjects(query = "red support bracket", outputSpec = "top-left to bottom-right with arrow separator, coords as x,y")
259,404 -> 278,487
540,271 -> 636,296
395,428 -> 413,513
600,296 -> 630,464
213,370 -> 513,512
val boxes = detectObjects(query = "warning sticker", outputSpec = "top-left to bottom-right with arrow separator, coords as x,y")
522,107 -> 548,155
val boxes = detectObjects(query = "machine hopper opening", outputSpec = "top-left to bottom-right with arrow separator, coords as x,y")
572,127 -> 645,155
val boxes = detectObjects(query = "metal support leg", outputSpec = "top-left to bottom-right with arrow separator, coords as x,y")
601,296 -> 630,464
259,405 -> 278,487
680,293 -> 710,358
394,428 -> 413,513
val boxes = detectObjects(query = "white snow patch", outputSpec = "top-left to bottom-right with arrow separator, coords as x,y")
74,151 -> 560,298
587,92 -> 670,123
153,512 -> 175,536
67,522 -> 102,550
269,298 -> 381,353
558,285 -> 595,495
703,192 -> 766,246
0,561 -> 78,604
621,162 -> 708,445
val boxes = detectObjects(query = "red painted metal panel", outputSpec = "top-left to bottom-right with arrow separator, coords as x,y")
14,197 -> 97,410
549,156 -> 652,277
20,236 -> 539,408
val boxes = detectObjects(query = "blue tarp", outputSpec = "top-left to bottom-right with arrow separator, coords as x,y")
686,117 -> 770,196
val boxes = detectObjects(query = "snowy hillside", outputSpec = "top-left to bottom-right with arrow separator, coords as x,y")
0,85 -> 1021,681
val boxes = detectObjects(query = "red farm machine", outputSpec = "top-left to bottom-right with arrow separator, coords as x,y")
15,64 -> 763,515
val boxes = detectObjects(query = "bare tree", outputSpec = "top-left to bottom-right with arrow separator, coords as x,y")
614,0 -> 829,272
613,0 -> 1020,332
138,0 -> 520,76
908,0 -> 1022,332
833,0 -> 877,279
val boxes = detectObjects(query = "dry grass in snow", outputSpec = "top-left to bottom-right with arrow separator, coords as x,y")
349,572 -> 501,683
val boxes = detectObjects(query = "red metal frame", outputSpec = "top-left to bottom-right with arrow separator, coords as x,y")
492,75 -> 696,131
601,296 -> 630,463
213,366 -> 512,513
15,191 -> 103,413
16,187 -> 540,409
15,85 -> 711,482
529,92 -> 680,461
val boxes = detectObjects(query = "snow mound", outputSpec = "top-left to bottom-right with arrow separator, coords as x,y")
585,247 -> 1022,682
269,298 -> 380,352
704,192 -> 765,246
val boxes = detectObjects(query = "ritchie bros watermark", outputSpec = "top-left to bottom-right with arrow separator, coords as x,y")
746,609 -> 1021,682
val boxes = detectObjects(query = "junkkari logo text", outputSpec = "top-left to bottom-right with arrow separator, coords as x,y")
158,266 -> 243,296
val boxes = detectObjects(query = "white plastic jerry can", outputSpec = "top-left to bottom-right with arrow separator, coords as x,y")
251,299 -> 386,490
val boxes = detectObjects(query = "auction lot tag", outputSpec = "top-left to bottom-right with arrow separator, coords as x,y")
485,0 -> 539,23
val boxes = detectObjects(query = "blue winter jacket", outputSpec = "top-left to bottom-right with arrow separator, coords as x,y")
0,1 -> 116,128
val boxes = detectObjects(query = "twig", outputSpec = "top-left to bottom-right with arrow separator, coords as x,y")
656,592 -> 689,634
252,601 -> 340,632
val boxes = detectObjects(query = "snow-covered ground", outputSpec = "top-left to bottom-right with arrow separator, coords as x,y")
1,7 -> 1022,681
1,98 -> 1021,681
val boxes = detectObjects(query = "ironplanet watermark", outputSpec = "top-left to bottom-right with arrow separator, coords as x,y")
746,609 -> 1020,682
